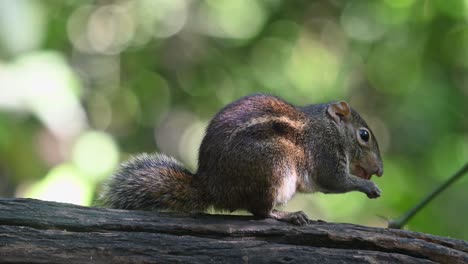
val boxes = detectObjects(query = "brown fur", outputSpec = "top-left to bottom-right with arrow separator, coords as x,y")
98,94 -> 383,225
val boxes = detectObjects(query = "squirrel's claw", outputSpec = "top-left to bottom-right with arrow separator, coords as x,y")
270,210 -> 311,226
365,182 -> 381,198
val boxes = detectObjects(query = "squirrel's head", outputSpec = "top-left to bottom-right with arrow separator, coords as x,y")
327,101 -> 384,180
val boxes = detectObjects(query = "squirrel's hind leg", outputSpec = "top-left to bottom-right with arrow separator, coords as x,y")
269,209 -> 310,225
250,205 -> 310,225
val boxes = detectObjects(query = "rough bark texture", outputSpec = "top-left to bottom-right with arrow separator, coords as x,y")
0,198 -> 466,263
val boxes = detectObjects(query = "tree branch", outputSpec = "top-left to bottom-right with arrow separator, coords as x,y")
0,198 -> 467,263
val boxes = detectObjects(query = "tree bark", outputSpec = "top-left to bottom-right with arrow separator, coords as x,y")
0,198 -> 466,263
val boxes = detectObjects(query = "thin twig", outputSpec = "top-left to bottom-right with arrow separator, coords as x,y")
388,162 -> 468,229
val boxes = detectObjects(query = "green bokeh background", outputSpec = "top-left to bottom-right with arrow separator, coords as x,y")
0,0 -> 466,239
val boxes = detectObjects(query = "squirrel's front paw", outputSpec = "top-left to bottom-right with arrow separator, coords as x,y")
364,182 -> 381,199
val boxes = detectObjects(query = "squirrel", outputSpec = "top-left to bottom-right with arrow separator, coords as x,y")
98,94 -> 384,225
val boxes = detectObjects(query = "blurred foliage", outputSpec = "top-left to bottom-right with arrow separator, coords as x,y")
0,0 -> 467,240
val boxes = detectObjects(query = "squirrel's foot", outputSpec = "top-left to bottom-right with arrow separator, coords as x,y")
270,209 -> 310,225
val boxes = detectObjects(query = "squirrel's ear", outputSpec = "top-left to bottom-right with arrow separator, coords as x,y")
327,101 -> 351,123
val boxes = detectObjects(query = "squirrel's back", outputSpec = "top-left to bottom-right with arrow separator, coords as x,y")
198,94 -> 306,171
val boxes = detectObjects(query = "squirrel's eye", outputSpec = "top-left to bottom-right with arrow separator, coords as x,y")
359,129 -> 370,142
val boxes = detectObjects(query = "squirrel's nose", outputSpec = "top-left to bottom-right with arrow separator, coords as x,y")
375,166 -> 383,177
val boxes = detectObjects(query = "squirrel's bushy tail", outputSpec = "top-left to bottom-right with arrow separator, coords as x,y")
98,153 -> 210,212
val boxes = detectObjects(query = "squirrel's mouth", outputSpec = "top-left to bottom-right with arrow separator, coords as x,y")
354,166 -> 373,180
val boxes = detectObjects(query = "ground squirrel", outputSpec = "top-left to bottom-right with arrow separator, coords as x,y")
98,94 -> 383,225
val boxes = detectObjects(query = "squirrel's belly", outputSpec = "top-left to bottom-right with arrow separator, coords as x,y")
275,167 -> 298,205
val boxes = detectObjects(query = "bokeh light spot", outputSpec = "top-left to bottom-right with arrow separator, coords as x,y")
0,0 -> 45,55
87,5 -> 135,54
67,5 -> 94,53
286,32 -> 341,101
341,2 -> 386,42
366,40 -> 422,94
179,121 -> 207,170
72,131 -> 119,180
250,37 -> 293,89
136,0 -> 187,39
68,4 -> 135,54
0,52 -> 86,140
24,163 -> 93,206
155,111 -> 197,158
132,71 -> 171,126
199,0 -> 267,40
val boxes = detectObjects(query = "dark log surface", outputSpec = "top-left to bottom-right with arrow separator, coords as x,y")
0,198 -> 466,263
